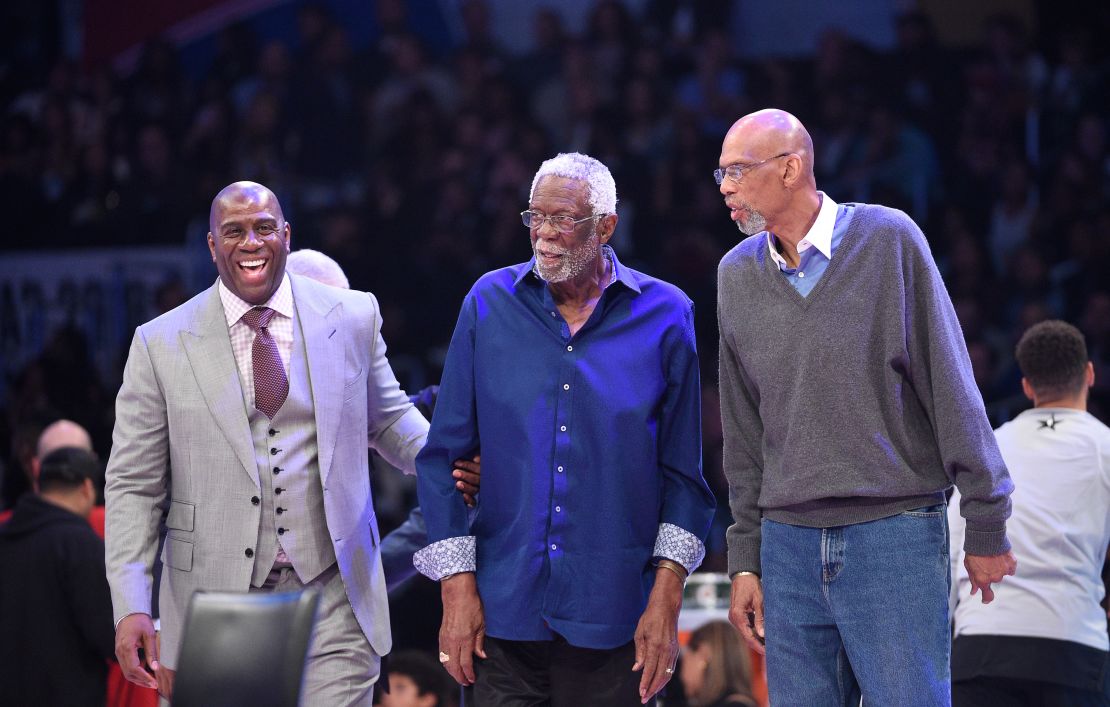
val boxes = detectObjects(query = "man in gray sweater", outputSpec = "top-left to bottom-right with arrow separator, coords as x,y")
715,108 -> 1017,706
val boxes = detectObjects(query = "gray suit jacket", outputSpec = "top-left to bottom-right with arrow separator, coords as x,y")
104,274 -> 428,667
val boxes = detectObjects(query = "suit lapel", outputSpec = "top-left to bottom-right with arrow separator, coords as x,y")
180,285 -> 258,486
293,277 -> 343,485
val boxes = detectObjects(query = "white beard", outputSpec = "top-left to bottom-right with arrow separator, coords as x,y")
533,229 -> 602,283
735,207 -> 768,236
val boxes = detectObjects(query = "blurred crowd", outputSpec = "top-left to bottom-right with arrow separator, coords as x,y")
2,0 -> 1109,582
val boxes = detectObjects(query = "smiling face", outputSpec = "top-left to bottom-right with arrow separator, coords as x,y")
207,182 -> 290,304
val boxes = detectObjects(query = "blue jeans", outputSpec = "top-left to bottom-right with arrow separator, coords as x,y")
761,505 -> 952,706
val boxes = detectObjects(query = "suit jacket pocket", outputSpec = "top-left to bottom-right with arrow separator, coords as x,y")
342,367 -> 365,401
368,512 -> 380,548
163,537 -> 194,572
167,500 -> 195,531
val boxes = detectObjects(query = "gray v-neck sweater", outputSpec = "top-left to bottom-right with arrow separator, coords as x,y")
718,203 -> 1013,576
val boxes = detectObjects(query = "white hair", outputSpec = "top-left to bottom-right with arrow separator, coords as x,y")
286,249 -> 350,289
529,152 -> 618,215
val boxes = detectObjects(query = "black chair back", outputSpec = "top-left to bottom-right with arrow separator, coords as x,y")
172,588 -> 320,707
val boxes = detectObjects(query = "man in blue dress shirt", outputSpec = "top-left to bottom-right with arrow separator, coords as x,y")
414,152 -> 716,706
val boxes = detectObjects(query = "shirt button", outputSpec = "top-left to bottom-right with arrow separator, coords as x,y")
557,466 -> 564,472
550,311 -> 557,318
562,384 -> 570,391
550,544 -> 557,550
566,345 -> 573,351
555,506 -> 561,512
560,425 -> 567,432
798,271 -> 805,277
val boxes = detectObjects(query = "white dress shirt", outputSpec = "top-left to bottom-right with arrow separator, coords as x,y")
766,191 -> 838,269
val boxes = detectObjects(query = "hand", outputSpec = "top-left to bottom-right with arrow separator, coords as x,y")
115,613 -> 159,690
632,568 -> 682,704
728,573 -> 765,655
439,572 -> 487,686
964,550 -> 1017,604
156,665 -> 175,701
452,454 -> 481,508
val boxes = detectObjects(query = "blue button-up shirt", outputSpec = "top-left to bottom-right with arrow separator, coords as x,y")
415,248 -> 715,649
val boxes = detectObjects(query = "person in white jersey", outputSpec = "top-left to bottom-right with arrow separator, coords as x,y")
950,319 -> 1110,705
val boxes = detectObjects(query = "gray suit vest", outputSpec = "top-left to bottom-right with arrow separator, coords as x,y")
248,306 -> 336,586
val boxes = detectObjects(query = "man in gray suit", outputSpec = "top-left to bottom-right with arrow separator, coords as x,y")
106,181 -> 428,704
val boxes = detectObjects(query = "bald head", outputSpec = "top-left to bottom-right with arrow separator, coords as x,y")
722,109 -> 815,180
717,108 -> 823,240
286,249 -> 350,289
209,181 -> 284,232
36,420 -> 93,460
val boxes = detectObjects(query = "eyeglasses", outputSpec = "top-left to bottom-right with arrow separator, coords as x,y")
713,153 -> 791,185
520,210 -> 599,234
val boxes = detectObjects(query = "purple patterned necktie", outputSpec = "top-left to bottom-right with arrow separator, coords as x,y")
241,307 -> 288,419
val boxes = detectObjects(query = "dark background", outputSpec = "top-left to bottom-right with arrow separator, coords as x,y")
1,0 -> 1107,654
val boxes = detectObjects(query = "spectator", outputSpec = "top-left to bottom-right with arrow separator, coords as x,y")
0,447 -> 115,707
680,621 -> 757,707
382,650 -> 457,707
950,320 -> 1110,704
988,160 -> 1038,276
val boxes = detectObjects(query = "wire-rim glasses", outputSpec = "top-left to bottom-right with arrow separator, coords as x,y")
520,210 -> 599,234
713,153 -> 791,185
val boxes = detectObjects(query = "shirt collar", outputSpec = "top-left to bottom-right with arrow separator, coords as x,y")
218,272 -> 294,328
766,192 -> 838,269
515,245 -> 641,294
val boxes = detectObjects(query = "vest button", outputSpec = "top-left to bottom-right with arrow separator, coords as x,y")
251,496 -> 260,505
273,467 -> 282,475
275,487 -> 283,495
268,428 -> 278,436
244,548 -> 254,558
277,527 -> 286,535
276,507 -> 285,515
270,447 -> 279,455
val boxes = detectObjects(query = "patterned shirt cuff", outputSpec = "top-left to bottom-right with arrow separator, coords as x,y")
413,536 -> 476,581
653,522 -> 705,574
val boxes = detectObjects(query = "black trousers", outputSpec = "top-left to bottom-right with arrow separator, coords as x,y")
953,676 -> 1110,707
462,635 -> 652,707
